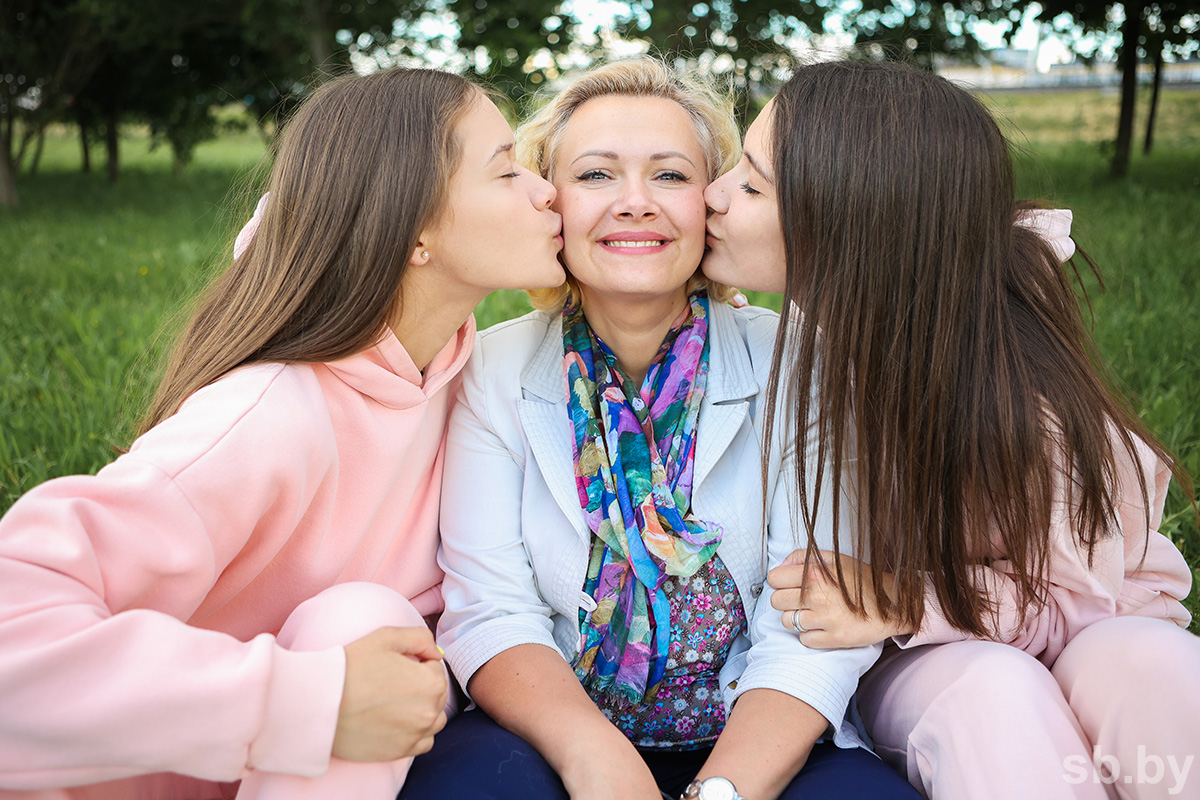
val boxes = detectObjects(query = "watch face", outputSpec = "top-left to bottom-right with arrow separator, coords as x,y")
699,777 -> 737,800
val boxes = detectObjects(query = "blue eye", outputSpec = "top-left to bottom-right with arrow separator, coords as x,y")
656,170 -> 688,182
739,181 -> 761,196
576,169 -> 610,181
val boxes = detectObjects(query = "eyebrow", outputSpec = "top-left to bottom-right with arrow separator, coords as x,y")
487,142 -> 515,164
745,151 -> 774,183
569,149 -> 697,167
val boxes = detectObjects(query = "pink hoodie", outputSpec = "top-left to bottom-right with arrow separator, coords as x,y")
0,321 -> 473,800
896,430 -> 1192,663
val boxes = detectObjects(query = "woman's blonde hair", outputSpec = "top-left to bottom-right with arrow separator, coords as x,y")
516,57 -> 740,310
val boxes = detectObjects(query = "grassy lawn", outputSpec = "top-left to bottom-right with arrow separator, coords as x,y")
2,87 -> 1198,629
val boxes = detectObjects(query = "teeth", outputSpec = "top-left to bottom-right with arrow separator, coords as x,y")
604,240 -> 664,248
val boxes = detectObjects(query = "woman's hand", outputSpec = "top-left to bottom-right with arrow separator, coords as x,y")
767,550 -> 914,649
332,626 -> 449,762
470,644 -> 662,800
560,751 -> 663,800
693,689 -> 827,800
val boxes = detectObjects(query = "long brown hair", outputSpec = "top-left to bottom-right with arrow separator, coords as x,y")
140,68 -> 478,434
764,60 -> 1191,636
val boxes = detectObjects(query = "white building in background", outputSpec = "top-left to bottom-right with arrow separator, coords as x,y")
939,46 -> 1200,91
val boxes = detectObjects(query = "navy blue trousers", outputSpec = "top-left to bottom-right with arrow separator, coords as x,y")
399,709 -> 921,799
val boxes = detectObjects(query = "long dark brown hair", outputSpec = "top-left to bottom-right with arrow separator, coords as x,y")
140,68 -> 478,434
764,60 -> 1191,636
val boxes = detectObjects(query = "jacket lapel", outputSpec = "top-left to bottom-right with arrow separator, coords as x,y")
518,313 -> 590,542
693,301 -> 760,494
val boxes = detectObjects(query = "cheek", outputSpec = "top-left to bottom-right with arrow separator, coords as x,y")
740,206 -> 776,252
552,188 -> 591,236
677,189 -> 708,233
673,189 -> 710,258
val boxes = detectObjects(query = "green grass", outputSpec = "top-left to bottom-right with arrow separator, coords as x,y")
1,127 -> 267,496
2,90 -> 1199,629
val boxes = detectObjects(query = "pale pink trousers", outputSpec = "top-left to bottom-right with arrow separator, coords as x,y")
235,581 -> 455,800
857,617 -> 1200,799
9,582 -> 453,800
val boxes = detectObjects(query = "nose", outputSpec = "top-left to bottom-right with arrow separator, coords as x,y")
614,179 -> 657,219
524,165 -> 556,209
703,174 -> 729,214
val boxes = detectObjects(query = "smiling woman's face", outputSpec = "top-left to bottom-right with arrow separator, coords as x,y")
551,95 -> 708,307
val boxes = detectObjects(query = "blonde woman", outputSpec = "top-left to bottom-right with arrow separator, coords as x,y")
402,59 -> 920,800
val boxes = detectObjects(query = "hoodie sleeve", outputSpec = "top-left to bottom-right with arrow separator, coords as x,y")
0,368 -> 345,789
895,434 -> 1192,665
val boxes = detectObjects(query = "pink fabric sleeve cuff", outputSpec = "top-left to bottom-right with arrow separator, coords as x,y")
892,576 -> 972,649
246,639 -> 346,777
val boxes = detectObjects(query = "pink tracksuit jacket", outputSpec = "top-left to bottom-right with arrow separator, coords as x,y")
0,320 -> 473,800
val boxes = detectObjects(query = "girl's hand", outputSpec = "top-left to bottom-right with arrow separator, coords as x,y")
333,626 -> 449,762
767,550 -> 913,649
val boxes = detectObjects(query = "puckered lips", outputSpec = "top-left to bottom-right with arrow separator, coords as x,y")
597,230 -> 671,254
548,213 -> 564,249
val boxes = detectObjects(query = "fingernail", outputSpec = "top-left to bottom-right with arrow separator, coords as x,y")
437,645 -> 445,655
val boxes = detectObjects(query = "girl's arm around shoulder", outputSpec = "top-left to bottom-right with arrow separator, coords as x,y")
0,363 -> 345,788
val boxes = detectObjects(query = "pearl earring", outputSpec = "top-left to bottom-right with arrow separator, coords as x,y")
421,251 -> 429,260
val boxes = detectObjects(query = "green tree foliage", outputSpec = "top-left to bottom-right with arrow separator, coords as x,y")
236,0 -> 423,123
609,0 -> 1026,119
448,0 -> 572,98
838,0 -> 1001,67
599,0 -> 810,118
1,0 -> 115,205
7,0 -> 1197,195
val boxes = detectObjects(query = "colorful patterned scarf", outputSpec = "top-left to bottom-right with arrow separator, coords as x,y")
563,290 -> 724,703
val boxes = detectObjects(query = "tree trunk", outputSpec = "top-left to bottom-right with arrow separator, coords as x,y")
15,125 -> 35,168
303,0 -> 333,75
1143,45 -> 1164,155
105,110 -> 120,184
79,110 -> 92,173
1111,3 -> 1142,178
0,127 -> 17,208
29,128 -> 46,176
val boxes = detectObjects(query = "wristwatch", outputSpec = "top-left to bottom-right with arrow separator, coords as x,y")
681,777 -> 746,800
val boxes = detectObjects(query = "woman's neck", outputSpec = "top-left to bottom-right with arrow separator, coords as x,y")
580,289 -> 689,387
388,274 -> 482,373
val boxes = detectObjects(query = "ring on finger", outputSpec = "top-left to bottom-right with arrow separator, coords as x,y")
791,608 -> 807,633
